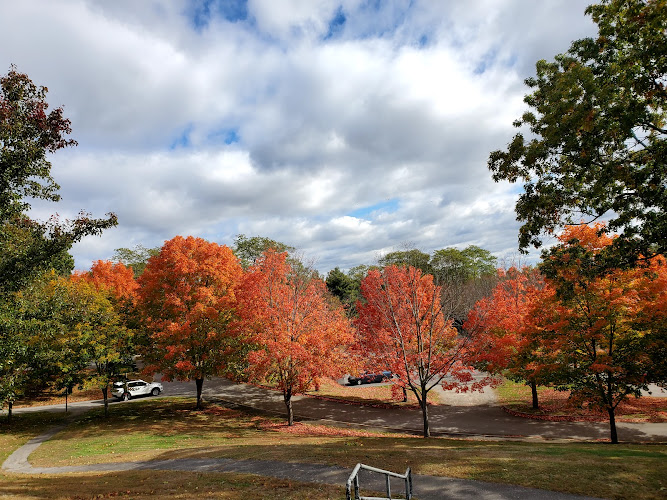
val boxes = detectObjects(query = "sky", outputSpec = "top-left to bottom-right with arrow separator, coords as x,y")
0,0 -> 597,274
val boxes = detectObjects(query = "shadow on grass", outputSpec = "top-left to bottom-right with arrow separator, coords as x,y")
25,398 -> 667,500
0,469 -> 345,500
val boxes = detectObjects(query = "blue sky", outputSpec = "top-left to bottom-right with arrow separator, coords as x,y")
0,0 -> 596,273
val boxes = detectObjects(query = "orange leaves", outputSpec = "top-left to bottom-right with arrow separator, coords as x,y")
356,265 -> 464,391
75,260 -> 138,302
137,236 -> 243,383
236,250 -> 354,398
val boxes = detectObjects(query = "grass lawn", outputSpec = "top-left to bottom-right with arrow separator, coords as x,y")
3,398 -> 664,500
497,379 -> 667,423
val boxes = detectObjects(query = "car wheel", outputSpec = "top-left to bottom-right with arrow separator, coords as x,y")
151,388 -> 160,396
122,392 -> 131,401
357,380 -> 362,385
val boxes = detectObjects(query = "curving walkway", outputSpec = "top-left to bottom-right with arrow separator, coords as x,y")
3,420 -> 602,500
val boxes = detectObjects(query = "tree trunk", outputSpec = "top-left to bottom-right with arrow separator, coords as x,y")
284,388 -> 294,426
607,406 -> 618,444
7,401 -> 12,424
420,392 -> 430,438
65,392 -> 68,413
402,387 -> 408,402
102,386 -> 109,418
195,378 -> 204,410
530,380 -> 539,410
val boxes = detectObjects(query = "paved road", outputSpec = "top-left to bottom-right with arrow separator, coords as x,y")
159,377 -> 667,443
7,376 -> 667,442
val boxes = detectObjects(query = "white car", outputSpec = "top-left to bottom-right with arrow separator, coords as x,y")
112,380 -> 163,401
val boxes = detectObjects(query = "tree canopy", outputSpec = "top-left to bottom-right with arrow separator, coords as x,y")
488,0 -> 666,263
138,236 -> 243,410
0,66 -> 116,296
237,250 -> 354,425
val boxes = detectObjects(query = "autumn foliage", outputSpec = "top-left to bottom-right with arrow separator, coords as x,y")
236,250 -> 354,425
465,266 -> 547,409
356,265 -> 486,437
137,236 -> 242,410
531,224 -> 667,443
74,260 -> 138,302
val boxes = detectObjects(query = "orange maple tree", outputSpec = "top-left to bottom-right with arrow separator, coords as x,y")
532,223 -> 667,443
236,249 -> 354,425
74,260 -> 139,301
356,265 -> 488,437
137,236 -> 242,410
465,266 -> 549,409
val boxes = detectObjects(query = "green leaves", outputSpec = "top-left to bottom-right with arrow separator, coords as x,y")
489,0 -> 666,263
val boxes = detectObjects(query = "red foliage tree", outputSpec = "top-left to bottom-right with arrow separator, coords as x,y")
236,250 -> 354,425
356,265 -> 488,437
137,236 -> 242,410
465,266 -> 549,409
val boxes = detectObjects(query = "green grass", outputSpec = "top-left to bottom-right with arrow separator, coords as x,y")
3,398 -> 666,499
0,411 -> 69,464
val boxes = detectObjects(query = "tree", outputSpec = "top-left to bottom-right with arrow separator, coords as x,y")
237,250 -> 354,425
233,234 -> 295,269
0,67 -> 116,417
1,65 -> 74,219
73,260 -> 139,415
10,272 -> 133,418
431,246 -> 497,283
112,245 -> 160,277
379,249 -> 432,275
356,265 -> 488,437
430,246 -> 499,329
138,236 -> 243,410
533,224 -> 667,443
0,67 -> 116,289
465,266 -> 547,409
325,267 -> 357,315
488,0 -> 666,263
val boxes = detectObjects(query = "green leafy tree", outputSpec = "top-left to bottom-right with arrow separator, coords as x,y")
0,67 -> 117,416
233,234 -> 295,269
14,272 -> 134,417
430,246 -> 499,329
112,245 -> 160,277
379,249 -> 432,275
325,267 -> 355,312
488,0 -> 666,263
0,66 -> 116,295
431,246 -> 497,284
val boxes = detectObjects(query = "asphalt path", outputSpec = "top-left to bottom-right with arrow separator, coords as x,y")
11,376 -> 665,443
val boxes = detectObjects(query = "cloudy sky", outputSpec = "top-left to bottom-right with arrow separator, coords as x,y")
0,0 -> 597,274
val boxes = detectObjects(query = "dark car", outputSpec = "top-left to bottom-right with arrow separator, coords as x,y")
348,371 -> 392,385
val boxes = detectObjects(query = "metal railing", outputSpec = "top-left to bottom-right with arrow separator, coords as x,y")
346,463 -> 412,500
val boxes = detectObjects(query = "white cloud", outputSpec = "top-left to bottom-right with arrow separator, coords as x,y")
2,0 -> 595,274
